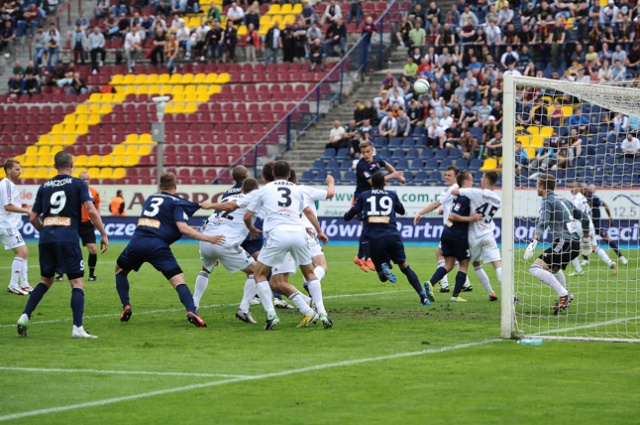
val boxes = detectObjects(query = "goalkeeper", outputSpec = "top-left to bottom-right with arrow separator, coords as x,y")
524,174 -> 591,315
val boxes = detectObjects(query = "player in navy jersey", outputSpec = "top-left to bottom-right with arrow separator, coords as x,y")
344,172 -> 430,305
424,171 -> 482,303
353,140 -> 405,273
17,151 -> 109,339
584,184 -> 627,265
115,173 -> 225,328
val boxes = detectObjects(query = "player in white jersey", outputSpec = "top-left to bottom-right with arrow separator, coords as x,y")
291,170 -> 335,328
194,178 -> 260,323
568,183 -> 617,276
413,165 -> 472,292
0,159 -> 33,295
244,161 -> 329,330
451,171 -> 502,301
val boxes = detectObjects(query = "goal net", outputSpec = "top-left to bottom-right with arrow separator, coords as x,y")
502,75 -> 640,343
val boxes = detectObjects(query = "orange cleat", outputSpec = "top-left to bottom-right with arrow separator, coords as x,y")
365,258 -> 376,271
353,256 -> 368,272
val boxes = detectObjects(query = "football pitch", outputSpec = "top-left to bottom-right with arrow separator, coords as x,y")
1,243 -> 638,424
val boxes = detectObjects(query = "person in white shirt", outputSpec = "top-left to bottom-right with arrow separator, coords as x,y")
438,109 -> 454,130
244,161 -> 329,330
621,132 -> 640,158
320,0 -> 342,25
226,1 -> 245,25
175,20 -> 194,60
0,160 -> 32,295
124,28 -> 141,72
378,111 -> 397,139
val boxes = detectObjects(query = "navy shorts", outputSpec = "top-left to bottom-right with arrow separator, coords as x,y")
117,237 -> 182,279
78,221 -> 97,246
440,235 -> 470,262
39,242 -> 85,280
369,234 -> 407,272
592,219 -> 608,237
241,238 -> 263,255
539,238 -> 580,271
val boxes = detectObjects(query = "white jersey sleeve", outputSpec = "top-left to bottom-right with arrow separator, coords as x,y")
459,187 -> 501,239
203,193 -> 250,246
438,184 -> 459,224
0,178 -> 22,228
250,180 -> 306,233
298,185 -> 327,229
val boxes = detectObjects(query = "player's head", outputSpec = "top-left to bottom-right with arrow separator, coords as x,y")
241,178 -> 259,194
272,161 -> 291,180
79,172 -> 90,185
482,171 -> 498,188
287,169 -> 297,184
3,159 -> 21,181
443,165 -> 459,186
54,151 -> 73,171
456,170 -> 473,188
537,173 -> 556,196
371,172 -> 385,189
159,172 -> 177,192
116,190 -> 123,197
586,184 -> 596,195
359,140 -> 374,162
231,165 -> 248,184
569,181 -> 581,195
262,161 -> 275,183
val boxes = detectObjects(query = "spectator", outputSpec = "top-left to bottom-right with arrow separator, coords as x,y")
23,72 -> 39,96
206,3 -> 221,21
293,18 -> 307,63
621,132 -> 640,158
326,120 -> 346,153
306,37 -> 326,71
203,20 -> 223,64
529,139 -> 556,172
396,110 -> 411,137
227,1 -> 245,26
325,18 -> 346,57
380,71 -> 397,94
112,0 -> 129,17
301,1 -> 317,26
568,108 -> 589,134
175,21 -> 193,61
8,74 -> 22,99
361,100 -> 378,126
485,132 -> 503,157
306,21 -> 322,47
71,25 -> 88,65
612,59 -> 627,81
243,22 -> 259,63
264,21 -> 281,65
149,26 -> 166,66
69,72 -> 87,94
408,20 -> 426,55
426,120 -> 446,148
320,0 -> 342,26
75,11 -> 89,32
613,113 -> 629,134
407,99 -> 424,130
165,32 -> 178,74
45,23 -> 60,73
109,190 -> 126,216
95,0 -> 110,19
341,119 -> 360,156
460,130 -> 478,159
282,22 -> 296,63
245,1 -> 260,28
353,100 -> 366,125
359,16 -> 376,74
222,22 -> 237,64
346,0 -> 363,27
124,28 -> 141,73
20,4 -> 41,37
515,141 -> 529,175
376,91 -> 390,120
379,111 -> 398,140
396,16 -> 413,47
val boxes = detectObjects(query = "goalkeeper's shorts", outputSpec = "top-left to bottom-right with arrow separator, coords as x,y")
539,238 -> 581,270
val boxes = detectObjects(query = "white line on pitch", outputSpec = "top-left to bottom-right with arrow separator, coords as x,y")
536,315 -> 640,335
0,366 -> 248,379
0,338 -> 500,422
0,289 -> 411,329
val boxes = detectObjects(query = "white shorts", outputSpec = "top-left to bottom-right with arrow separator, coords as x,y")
306,230 -> 324,258
0,227 -> 25,250
469,234 -> 501,264
272,252 -> 297,276
258,228 -> 312,269
199,242 -> 254,274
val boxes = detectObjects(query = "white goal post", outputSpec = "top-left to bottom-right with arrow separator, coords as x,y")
502,75 -> 640,343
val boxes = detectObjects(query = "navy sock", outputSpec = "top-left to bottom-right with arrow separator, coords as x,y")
608,240 -> 621,257
70,287 -> 84,327
377,271 -> 388,282
115,273 -> 130,309
429,266 -> 448,287
362,239 -> 371,259
22,282 -> 49,319
273,292 -> 283,300
452,271 -> 467,297
401,266 -> 426,300
88,253 -> 97,277
583,254 -> 589,261
176,283 -> 196,312
357,239 -> 364,259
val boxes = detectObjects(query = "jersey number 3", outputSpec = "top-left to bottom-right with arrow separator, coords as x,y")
143,198 -> 164,217
277,187 -> 292,207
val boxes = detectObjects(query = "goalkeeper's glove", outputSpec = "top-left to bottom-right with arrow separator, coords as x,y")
524,240 -> 538,260
580,237 -> 592,256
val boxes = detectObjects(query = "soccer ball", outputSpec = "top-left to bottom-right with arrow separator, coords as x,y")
413,78 -> 430,95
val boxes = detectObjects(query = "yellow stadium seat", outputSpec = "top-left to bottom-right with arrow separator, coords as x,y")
88,114 -> 101,125
110,74 -> 124,85
292,3 -> 302,14
37,135 -> 54,145
123,155 -> 140,167
51,146 -> 63,155
169,74 -> 183,84
74,114 -> 88,125
185,103 -> 197,114
24,146 -> 38,156
134,74 -> 148,85
183,74 -> 194,85
50,124 -> 64,134
138,134 -> 154,144
123,74 -> 136,85
159,85 -> 173,94
112,145 -> 126,155
259,15 -> 272,26
124,85 -> 137,95
147,85 -> 160,95
204,73 -> 218,84
111,155 -> 125,167
540,126 -> 554,137
75,155 -> 88,167
561,105 -> 574,117
89,92 -> 102,103
237,25 -> 247,37
124,145 -> 139,156
34,168 -> 49,179
59,135 -> 76,146
100,93 -> 114,103
125,134 -> 140,144
167,103 -> 185,114
282,15 -> 295,26
146,74 -> 159,85
75,124 -> 89,135
76,104 -> 89,114
258,25 -> 269,36
0,168 -> 5,179
157,74 -> 171,84
193,73 -> 206,84
47,168 -> 57,178
62,114 -> 76,125
88,167 -> 100,179
21,168 -> 35,179
23,156 -> 38,167
526,126 -> 540,135
216,73 -> 230,84
208,85 -> 221,95
280,3 -> 292,14
99,104 -> 113,114
480,158 -> 498,171
72,167 -> 86,177
184,85 -> 197,95
267,4 -> 280,14
98,168 -> 113,179
62,124 -> 75,135
138,145 -> 153,156
113,93 -> 125,103
38,146 -> 51,156
530,135 -> 545,147
36,155 -> 52,167
14,155 -> 26,163
112,168 -> 126,179
86,155 -> 101,167
524,147 -> 536,158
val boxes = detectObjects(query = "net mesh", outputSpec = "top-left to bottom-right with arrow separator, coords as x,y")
507,77 -> 640,342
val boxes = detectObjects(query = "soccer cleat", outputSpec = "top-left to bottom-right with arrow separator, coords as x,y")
249,295 -> 262,305
439,285 -> 450,293
54,275 -> 64,282
568,271 -> 584,277
421,298 -> 431,306
620,256 -> 628,265
380,263 -> 397,283
7,286 -> 27,295
264,314 -> 280,330
297,311 -> 319,328
580,260 -> 589,266
610,261 -> 618,276
462,284 -> 473,292
17,315 -> 29,337
423,282 -> 435,302
120,305 -> 132,322
450,296 -> 467,303
19,284 -> 33,293
319,313 -> 333,329
353,256 -> 368,272
71,325 -> 98,339
274,298 -> 294,309
88,276 -> 97,282
235,309 -> 257,324
552,293 -> 573,315
187,312 -> 207,328
489,292 -> 498,301
365,258 -> 376,271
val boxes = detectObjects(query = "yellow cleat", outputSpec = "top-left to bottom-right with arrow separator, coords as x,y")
297,312 -> 319,328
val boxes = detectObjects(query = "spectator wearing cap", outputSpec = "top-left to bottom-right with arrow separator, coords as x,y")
600,0 -> 619,25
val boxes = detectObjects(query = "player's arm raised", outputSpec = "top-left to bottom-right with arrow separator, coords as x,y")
413,200 -> 441,226
325,174 -> 335,199
84,200 -> 110,253
176,221 -> 225,245
383,162 -> 406,184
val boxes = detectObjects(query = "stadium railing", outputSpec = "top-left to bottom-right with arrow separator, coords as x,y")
214,0 -> 403,184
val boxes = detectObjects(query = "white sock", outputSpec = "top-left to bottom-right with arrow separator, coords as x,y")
305,278 -> 326,315
313,265 -> 326,281
19,258 -> 28,286
193,270 -> 210,309
530,264 -> 568,296
438,260 -> 448,287
239,275 -> 256,313
290,291 -> 314,315
495,265 -> 502,283
595,248 -> 613,266
553,270 -> 566,288
256,280 -> 276,317
299,292 -> 311,304
10,257 -> 24,287
571,257 -> 583,273
474,265 -> 494,294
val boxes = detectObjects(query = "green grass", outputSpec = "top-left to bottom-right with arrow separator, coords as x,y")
1,243 -> 639,424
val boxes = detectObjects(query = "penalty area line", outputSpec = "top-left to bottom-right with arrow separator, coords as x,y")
0,366 -> 249,379
0,338 -> 500,422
